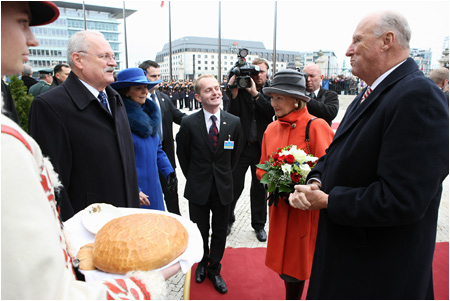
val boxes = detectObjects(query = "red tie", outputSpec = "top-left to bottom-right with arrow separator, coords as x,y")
360,87 -> 372,104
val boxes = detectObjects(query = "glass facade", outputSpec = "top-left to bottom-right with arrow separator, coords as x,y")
27,2 -> 134,75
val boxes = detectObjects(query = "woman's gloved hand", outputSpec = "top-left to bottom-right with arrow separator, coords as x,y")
166,172 -> 178,192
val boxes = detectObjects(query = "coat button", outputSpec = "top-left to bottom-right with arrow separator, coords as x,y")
292,123 -> 296,128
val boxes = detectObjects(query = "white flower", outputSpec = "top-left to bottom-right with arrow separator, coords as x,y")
281,164 -> 292,175
293,148 -> 308,162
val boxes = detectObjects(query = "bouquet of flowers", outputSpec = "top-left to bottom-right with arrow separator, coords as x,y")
256,145 -> 318,207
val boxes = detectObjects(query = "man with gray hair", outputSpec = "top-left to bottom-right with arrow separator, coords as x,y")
29,30 -> 140,221
289,11 -> 448,299
21,63 -> 38,92
430,67 -> 449,104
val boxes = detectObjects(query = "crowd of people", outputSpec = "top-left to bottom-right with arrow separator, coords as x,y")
1,1 -> 448,300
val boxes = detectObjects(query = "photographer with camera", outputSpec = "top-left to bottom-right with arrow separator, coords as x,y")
226,50 -> 274,242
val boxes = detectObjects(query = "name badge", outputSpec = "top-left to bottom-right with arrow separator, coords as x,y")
224,135 -> 234,150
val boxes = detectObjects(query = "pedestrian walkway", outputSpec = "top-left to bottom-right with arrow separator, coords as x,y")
166,95 -> 449,299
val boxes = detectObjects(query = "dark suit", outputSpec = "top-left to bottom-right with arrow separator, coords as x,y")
306,58 -> 449,299
29,72 -> 140,221
307,86 -> 339,125
1,80 -> 19,124
21,75 -> 38,92
226,85 -> 274,230
176,109 -> 243,275
154,90 -> 186,214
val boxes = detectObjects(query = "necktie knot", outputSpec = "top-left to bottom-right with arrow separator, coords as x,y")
98,92 -> 109,109
360,87 -> 372,103
150,93 -> 156,102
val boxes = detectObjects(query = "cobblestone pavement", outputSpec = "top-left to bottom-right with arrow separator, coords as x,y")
165,95 -> 449,299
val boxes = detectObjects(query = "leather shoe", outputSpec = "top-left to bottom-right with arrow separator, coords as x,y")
208,274 -> 227,294
195,264 -> 206,283
255,228 -> 267,242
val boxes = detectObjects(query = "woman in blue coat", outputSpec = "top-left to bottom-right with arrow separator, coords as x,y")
112,68 -> 177,211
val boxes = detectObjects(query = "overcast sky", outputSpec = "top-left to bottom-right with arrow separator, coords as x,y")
73,0 -> 449,70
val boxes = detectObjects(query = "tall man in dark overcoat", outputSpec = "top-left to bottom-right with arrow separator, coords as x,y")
289,11 -> 449,299
29,30 -> 140,221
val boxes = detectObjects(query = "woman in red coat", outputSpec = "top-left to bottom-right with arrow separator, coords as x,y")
256,69 -> 334,299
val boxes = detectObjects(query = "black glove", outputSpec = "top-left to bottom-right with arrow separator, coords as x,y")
166,172 -> 178,192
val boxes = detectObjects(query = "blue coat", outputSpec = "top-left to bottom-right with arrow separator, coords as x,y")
124,98 -> 174,211
306,58 -> 449,299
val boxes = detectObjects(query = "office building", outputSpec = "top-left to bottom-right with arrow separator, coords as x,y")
28,1 -> 136,75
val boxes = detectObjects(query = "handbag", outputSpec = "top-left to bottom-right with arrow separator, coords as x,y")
305,117 -> 317,155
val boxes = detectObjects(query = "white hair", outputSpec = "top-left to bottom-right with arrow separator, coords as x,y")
373,11 -> 411,50
66,30 -> 105,67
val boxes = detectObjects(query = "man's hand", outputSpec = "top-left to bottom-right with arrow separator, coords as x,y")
288,184 -> 328,210
245,77 -> 259,98
228,75 -> 239,99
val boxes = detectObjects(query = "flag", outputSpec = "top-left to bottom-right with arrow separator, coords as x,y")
160,1 -> 164,8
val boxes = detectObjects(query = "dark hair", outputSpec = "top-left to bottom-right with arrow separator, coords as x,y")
53,63 -> 70,73
116,87 -> 130,99
138,60 -> 159,71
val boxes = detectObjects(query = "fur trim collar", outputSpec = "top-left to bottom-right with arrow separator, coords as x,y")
123,97 -> 161,138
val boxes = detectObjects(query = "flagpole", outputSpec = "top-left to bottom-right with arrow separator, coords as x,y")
169,1 -> 173,81
122,1 -> 128,68
272,1 -> 277,79
218,1 -> 222,82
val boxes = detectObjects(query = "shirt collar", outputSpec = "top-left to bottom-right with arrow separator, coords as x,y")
369,59 -> 406,91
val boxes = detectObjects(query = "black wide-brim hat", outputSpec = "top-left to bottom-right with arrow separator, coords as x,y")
29,1 -> 60,26
110,68 -> 163,90
263,69 -> 310,102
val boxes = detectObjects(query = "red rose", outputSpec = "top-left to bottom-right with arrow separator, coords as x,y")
272,153 -> 279,161
291,172 -> 301,183
286,154 -> 295,164
278,155 -> 285,162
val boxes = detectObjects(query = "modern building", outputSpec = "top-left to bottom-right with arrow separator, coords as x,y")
154,36 -> 339,81
28,1 -> 136,75
410,48 -> 433,76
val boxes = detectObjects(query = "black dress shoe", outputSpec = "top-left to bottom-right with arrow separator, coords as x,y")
208,274 -> 228,294
195,265 -> 206,283
255,228 -> 267,242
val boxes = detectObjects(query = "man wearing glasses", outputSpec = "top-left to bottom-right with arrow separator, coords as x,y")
29,30 -> 141,221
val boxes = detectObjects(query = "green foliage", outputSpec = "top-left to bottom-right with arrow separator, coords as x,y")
8,75 -> 34,132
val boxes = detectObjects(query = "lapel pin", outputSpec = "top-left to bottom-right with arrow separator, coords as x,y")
292,123 -> 296,128
223,122 -> 226,125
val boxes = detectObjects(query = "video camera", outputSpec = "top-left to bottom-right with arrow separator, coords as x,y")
229,48 -> 260,89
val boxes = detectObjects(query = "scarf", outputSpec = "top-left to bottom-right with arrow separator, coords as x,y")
123,97 -> 161,138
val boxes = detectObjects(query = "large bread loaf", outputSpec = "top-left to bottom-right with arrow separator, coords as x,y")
93,213 -> 188,274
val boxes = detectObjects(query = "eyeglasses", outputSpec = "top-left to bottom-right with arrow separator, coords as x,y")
78,51 -> 116,62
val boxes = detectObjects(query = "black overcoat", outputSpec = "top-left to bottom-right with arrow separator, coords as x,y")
29,72 -> 140,221
306,58 -> 449,299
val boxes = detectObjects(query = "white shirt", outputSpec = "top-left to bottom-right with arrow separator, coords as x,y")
366,59 -> 407,92
203,110 -> 221,133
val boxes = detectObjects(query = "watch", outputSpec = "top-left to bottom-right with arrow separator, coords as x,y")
253,92 -> 260,101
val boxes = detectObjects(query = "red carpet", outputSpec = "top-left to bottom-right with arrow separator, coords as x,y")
190,243 -> 448,300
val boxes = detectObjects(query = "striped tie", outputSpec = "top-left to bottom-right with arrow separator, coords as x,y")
360,87 -> 372,104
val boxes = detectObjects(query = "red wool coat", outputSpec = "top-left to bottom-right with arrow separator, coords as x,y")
256,107 -> 334,280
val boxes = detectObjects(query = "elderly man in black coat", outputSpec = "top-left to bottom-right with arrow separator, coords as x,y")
29,30 -> 140,221
289,11 -> 448,299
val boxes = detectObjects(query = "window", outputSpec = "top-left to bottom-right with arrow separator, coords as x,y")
198,54 -> 201,58
198,61 -> 201,64
205,54 -> 208,58
198,66 -> 201,70
211,67 -> 214,70
205,66 -> 208,70
205,61 -> 208,64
